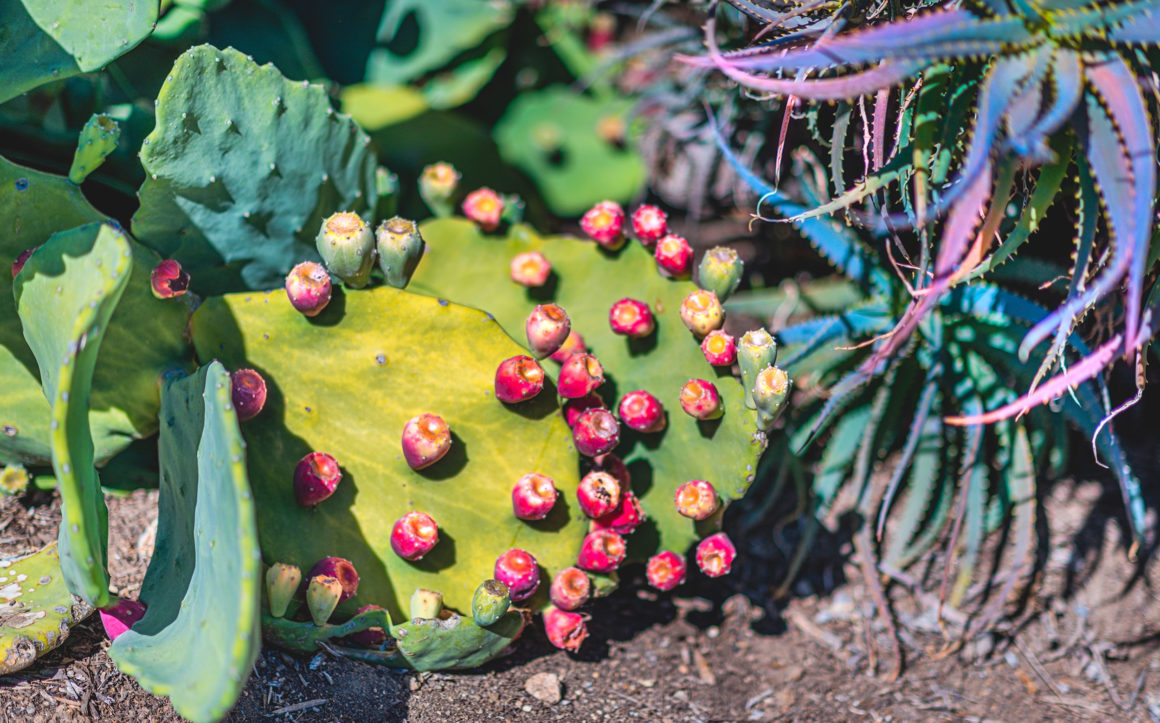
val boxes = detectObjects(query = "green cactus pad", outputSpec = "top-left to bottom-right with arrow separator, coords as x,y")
132,45 -> 380,294
110,361 -> 261,723
1,159 -> 193,468
493,87 -> 645,216
190,286 -> 588,621
0,0 -> 158,104
409,219 -> 766,561
0,543 -> 94,676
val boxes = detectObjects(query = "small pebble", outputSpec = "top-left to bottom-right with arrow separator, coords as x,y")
524,672 -> 562,704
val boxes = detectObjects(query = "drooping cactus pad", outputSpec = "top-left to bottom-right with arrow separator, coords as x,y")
109,362 -> 261,723
132,45 -> 380,294
190,285 -> 589,620
0,543 -> 94,675
409,218 -> 766,561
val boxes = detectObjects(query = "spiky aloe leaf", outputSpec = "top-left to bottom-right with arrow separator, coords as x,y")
1,158 -> 193,468
132,45 -> 379,294
0,543 -> 94,675
409,218 -> 765,561
109,362 -> 260,723
0,0 -> 159,104
190,285 -> 587,620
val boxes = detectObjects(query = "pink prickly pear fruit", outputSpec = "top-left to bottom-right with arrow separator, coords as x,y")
549,567 -> 591,610
265,562 -> 302,618
494,549 -> 540,602
701,330 -> 737,366
563,393 -> 605,428
391,511 -> 439,561
631,204 -> 668,246
646,551 -> 687,592
679,379 -> 723,421
608,298 -> 655,338
511,473 -> 558,520
11,246 -> 39,278
99,598 -> 147,640
548,330 -> 587,363
285,261 -> 332,317
580,200 -> 626,250
307,557 -> 360,603
494,355 -> 545,404
577,471 -> 621,518
558,353 -> 605,398
230,368 -> 266,422
655,234 -> 693,278
346,604 -> 389,648
463,187 -> 504,231
401,413 -> 452,470
592,490 -> 644,535
577,529 -> 627,572
675,480 -> 720,521
525,303 -> 571,358
543,606 -> 588,652
617,390 -> 665,433
150,259 -> 190,298
696,532 -> 737,577
572,408 -> 620,457
510,251 -> 552,287
584,452 -> 630,490
679,289 -> 725,337
293,452 -> 342,507
306,575 -> 343,625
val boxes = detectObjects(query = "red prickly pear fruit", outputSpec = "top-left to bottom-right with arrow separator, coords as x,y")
549,567 -> 591,610
576,471 -> 621,518
679,379 -> 723,421
99,598 -> 147,640
580,200 -> 626,250
696,532 -> 736,577
646,551 -> 687,591
675,480 -> 720,520
463,187 -> 504,231
525,303 -> 571,358
401,413 -> 452,470
150,259 -> 190,298
294,452 -> 342,507
631,204 -> 668,247
583,452 -> 630,489
587,11 -> 616,52
511,473 -> 558,520
655,234 -> 693,278
11,246 -> 39,278
494,355 -> 545,403
558,353 -> 605,398
510,251 -> 552,287
391,511 -> 439,561
577,529 -> 627,572
617,390 -> 666,433
346,604 -> 388,648
564,393 -> 605,428
679,289 -> 725,337
608,298 -> 655,338
549,330 -> 587,363
494,549 -> 540,602
572,408 -> 620,457
592,490 -> 644,535
230,368 -> 266,422
701,330 -> 737,366
285,261 -> 332,317
307,557 -> 360,603
543,606 -> 588,652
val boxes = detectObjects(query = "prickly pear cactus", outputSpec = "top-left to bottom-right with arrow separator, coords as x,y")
190,285 -> 589,621
132,45 -> 380,294
110,361 -> 261,723
409,218 -> 765,561
0,543 -> 93,675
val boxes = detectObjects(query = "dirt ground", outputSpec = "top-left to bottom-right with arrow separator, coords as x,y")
2,471 -> 1159,722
